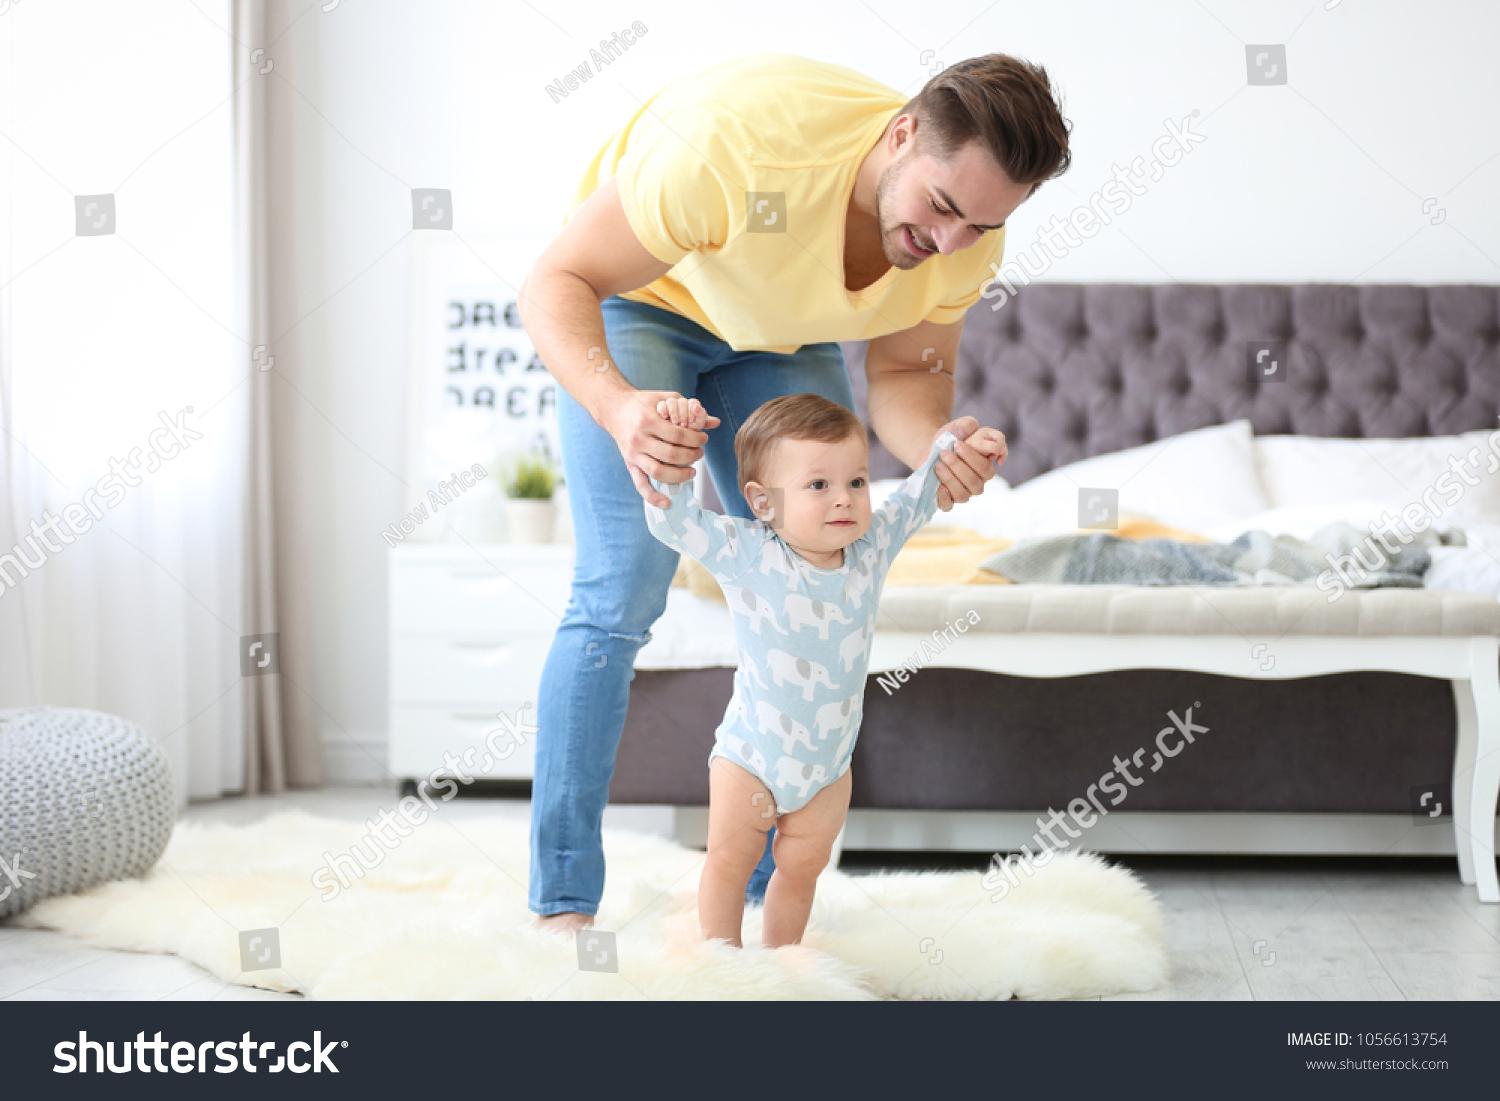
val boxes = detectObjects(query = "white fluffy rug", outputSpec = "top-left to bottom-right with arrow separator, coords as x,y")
14,811 -> 1166,1000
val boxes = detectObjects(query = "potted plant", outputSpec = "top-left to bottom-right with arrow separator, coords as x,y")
500,451 -> 559,544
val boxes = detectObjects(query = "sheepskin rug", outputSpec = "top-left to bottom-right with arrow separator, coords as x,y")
13,811 -> 1166,1000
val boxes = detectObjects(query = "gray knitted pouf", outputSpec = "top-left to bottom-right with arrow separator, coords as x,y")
0,706 -> 175,919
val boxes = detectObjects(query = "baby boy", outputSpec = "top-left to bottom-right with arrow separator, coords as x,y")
644,392 -> 1004,949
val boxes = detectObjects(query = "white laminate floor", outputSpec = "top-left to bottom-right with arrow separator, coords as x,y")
1,787 -> 1496,1000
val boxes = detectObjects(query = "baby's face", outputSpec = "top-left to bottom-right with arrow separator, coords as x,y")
746,432 -> 872,558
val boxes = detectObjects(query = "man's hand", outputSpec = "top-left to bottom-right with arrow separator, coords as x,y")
931,415 -> 1008,512
605,390 -> 721,509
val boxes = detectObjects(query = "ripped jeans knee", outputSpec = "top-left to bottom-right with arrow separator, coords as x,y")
607,628 -> 653,645
576,623 -> 655,671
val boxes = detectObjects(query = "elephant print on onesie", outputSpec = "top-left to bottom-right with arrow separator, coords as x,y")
720,583 -> 787,637
645,429 -> 958,813
814,695 -> 859,745
754,698 -> 816,755
738,652 -> 770,691
784,592 -> 854,640
765,649 -> 837,701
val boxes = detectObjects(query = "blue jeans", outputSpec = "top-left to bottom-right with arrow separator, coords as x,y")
528,296 -> 855,916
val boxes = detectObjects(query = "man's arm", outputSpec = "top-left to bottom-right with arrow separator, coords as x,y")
864,316 -> 963,467
518,176 -> 670,423
865,316 -> 1001,509
517,176 -> 712,507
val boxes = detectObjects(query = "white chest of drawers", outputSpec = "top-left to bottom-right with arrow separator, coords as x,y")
388,543 -> 575,786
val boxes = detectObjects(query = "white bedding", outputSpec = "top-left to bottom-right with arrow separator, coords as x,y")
879,419 -> 1268,540
636,587 -> 739,670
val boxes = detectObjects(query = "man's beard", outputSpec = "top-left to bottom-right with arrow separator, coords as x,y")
874,156 -> 937,270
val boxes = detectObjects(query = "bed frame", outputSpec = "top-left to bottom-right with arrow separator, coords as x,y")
615,283 -> 1500,901
855,632 -> 1500,902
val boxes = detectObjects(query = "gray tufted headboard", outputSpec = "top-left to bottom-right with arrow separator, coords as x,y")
844,284 -> 1500,486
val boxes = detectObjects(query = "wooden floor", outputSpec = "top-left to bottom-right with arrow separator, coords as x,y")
2,788 -> 1496,1000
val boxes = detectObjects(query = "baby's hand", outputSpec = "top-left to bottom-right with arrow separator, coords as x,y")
959,426 -> 1008,465
657,396 -> 711,432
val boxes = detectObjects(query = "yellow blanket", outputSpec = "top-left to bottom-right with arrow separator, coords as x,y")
671,516 -> 1213,604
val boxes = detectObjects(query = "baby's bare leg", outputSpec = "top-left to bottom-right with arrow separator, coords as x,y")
762,767 -> 853,948
700,758 -> 777,946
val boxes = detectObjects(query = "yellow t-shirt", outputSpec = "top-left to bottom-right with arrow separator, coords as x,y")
564,53 -> 1007,354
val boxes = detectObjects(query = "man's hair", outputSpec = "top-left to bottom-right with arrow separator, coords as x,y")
901,54 -> 1072,196
735,394 -> 866,507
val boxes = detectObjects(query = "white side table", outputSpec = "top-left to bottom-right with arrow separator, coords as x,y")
388,543 -> 575,792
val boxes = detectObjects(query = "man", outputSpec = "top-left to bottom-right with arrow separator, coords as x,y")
519,51 -> 1071,933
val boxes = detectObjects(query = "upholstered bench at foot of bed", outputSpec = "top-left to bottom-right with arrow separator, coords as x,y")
867,585 -> 1500,903
875,584 -> 1500,638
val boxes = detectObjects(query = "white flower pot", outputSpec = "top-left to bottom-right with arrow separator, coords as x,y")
504,498 -> 555,544
442,485 -> 506,544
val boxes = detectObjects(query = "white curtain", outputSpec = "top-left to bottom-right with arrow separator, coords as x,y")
0,0 -> 309,800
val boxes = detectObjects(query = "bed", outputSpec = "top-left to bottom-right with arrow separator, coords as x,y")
611,283 -> 1500,902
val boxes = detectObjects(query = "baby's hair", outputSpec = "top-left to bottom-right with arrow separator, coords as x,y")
735,394 -> 867,505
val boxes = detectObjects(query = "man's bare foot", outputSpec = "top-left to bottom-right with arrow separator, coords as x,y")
532,911 -> 593,935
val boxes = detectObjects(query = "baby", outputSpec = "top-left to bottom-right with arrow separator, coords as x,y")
644,391 -> 1005,949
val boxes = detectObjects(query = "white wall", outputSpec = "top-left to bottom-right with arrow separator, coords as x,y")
262,0 -> 1500,779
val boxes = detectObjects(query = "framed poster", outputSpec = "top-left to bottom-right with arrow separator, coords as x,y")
406,231 -> 561,542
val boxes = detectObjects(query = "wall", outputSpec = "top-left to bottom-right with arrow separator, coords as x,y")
260,0 -> 1500,780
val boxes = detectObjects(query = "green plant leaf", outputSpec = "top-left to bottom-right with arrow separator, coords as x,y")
501,452 -> 557,499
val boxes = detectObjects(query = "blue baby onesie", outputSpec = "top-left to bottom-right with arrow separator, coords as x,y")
644,429 -> 959,814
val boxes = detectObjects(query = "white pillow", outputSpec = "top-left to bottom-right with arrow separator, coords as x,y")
989,419 -> 1268,538
881,420 -> 1266,539
1422,522 -> 1500,599
870,471 -> 1017,537
1255,430 -> 1500,526
1425,546 -> 1500,599
912,475 -> 1018,537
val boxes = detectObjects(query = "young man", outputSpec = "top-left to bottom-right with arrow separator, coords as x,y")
519,51 -> 1071,933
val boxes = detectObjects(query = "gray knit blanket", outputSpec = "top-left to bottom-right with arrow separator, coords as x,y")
978,521 -> 1466,587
